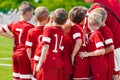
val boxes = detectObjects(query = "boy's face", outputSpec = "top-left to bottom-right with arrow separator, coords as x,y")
88,22 -> 100,31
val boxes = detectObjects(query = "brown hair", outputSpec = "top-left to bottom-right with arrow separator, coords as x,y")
19,1 -> 34,15
91,8 -> 107,22
69,6 -> 85,23
53,8 -> 68,25
35,7 -> 49,22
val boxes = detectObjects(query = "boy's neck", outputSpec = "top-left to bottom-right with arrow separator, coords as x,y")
36,22 -> 45,27
19,16 -> 28,21
53,22 -> 62,27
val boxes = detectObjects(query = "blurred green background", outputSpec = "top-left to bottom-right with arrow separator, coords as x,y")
0,0 -> 91,13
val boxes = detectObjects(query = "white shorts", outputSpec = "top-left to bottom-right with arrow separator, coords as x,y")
114,48 -> 120,71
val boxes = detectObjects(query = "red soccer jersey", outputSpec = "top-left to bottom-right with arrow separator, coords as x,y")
2,21 -> 34,51
100,26 -> 115,72
26,26 -> 43,58
62,35 -> 73,74
87,30 -> 108,79
70,24 -> 85,52
42,26 -> 64,68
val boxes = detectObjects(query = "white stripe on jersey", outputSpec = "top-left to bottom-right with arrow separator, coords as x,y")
73,78 -> 90,79
34,55 -> 41,61
13,72 -> 20,78
3,25 -> 10,32
105,38 -> 113,45
42,37 -> 51,43
96,42 -> 104,48
26,41 -> 33,46
73,33 -> 81,39
20,74 -> 32,79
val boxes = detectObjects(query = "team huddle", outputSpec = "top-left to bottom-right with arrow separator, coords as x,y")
0,0 -> 120,80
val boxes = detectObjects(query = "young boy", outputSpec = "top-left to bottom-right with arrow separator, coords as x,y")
80,12 -> 108,80
0,1 -> 34,80
69,6 -> 90,80
25,7 -> 49,79
35,8 -> 68,80
91,8 -> 114,80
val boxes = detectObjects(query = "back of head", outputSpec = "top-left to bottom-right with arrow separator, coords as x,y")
91,8 -> 107,22
19,1 -> 34,15
69,6 -> 85,24
88,12 -> 102,27
53,8 -> 68,25
35,7 -> 49,22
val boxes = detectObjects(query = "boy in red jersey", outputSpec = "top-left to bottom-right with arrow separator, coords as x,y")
25,7 -> 49,80
69,6 -> 90,80
91,8 -> 115,80
36,8 -> 68,80
0,1 -> 34,80
80,12 -> 108,80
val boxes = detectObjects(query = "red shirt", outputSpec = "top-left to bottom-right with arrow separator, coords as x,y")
26,26 -> 43,58
2,21 -> 34,51
87,30 -> 107,69
70,24 -> 85,52
42,26 -> 64,68
100,26 -> 114,69
62,35 -> 73,74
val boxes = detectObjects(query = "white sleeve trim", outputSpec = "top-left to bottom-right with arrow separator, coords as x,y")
105,38 -> 113,45
20,74 -> 32,79
73,33 -> 81,39
42,37 -> 51,43
13,72 -> 20,78
34,55 -> 41,61
96,42 -> 104,48
26,41 -> 33,46
3,25 -> 10,32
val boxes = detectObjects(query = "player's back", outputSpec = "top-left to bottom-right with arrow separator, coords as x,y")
12,21 -> 34,49
42,26 -> 64,68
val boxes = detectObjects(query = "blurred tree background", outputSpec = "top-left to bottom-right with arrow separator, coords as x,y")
0,0 -> 91,13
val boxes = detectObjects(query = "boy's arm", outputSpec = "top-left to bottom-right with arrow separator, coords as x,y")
36,44 -> 49,72
0,28 -> 13,39
105,45 -> 114,54
80,49 -> 105,59
26,47 -> 32,60
71,39 -> 82,65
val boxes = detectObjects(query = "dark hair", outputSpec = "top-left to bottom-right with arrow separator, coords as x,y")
69,6 -> 85,23
19,1 -> 34,15
54,8 -> 68,25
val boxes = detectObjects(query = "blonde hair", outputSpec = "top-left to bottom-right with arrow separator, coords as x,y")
88,12 -> 102,27
91,8 -> 107,22
35,7 -> 49,21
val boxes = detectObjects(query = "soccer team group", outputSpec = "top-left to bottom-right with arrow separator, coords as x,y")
0,0 -> 120,80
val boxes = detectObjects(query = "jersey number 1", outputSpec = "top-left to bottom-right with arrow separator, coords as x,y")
53,34 -> 64,53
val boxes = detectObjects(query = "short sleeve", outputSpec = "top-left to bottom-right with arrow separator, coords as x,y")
2,22 -> 14,32
42,27 -> 51,45
94,33 -> 104,49
25,29 -> 33,48
70,26 -> 83,41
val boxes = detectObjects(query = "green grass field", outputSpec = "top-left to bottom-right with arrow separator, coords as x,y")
0,36 -> 13,80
